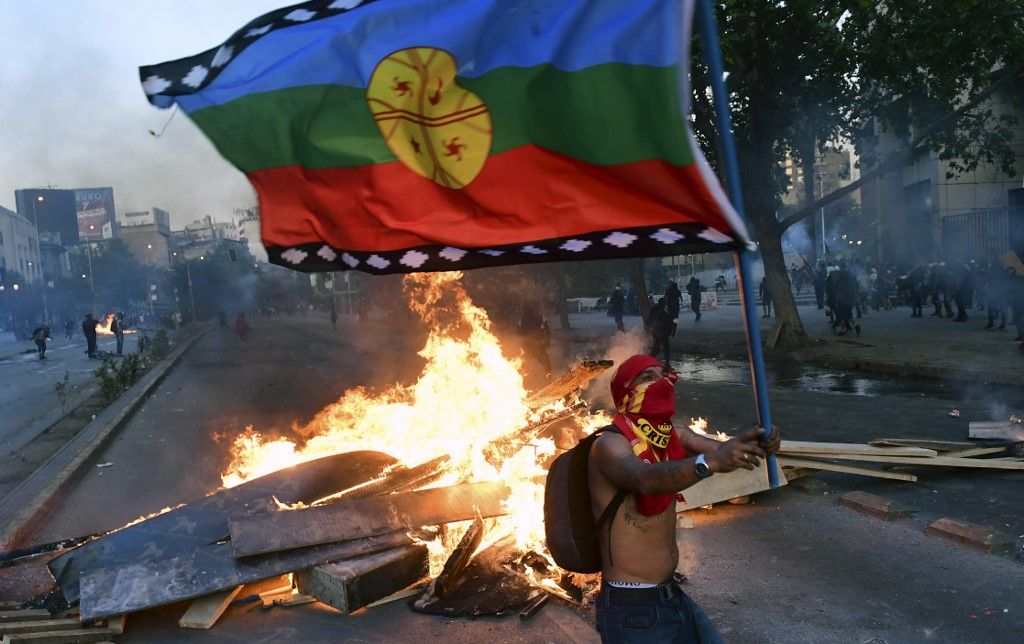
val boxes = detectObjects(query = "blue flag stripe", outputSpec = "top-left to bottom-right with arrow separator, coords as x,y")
146,0 -> 680,112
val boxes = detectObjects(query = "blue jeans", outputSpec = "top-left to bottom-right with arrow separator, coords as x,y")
595,580 -> 723,644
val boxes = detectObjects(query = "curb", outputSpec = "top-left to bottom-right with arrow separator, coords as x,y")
8,383 -> 100,456
923,518 -> 1016,555
0,328 -> 207,550
838,491 -> 910,520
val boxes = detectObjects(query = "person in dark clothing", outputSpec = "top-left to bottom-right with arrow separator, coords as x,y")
111,311 -> 126,355
218,309 -> 228,331
63,319 -> 75,339
608,286 -> 625,333
685,277 -> 704,322
82,313 -> 99,359
664,281 -> 682,324
32,325 -> 50,359
928,264 -> 954,318
953,265 -> 974,322
330,307 -> 338,330
759,277 -> 772,318
813,265 -> 827,309
833,266 -> 861,336
646,298 -> 674,365
519,304 -> 552,379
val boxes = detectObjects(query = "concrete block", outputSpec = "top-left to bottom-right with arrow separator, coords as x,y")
924,518 -> 1015,554
838,491 -> 910,520
295,545 -> 428,614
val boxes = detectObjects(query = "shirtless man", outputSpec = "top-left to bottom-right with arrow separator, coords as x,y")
589,354 -> 780,642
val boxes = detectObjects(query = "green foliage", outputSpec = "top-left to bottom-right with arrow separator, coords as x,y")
148,330 -> 171,362
54,370 -> 72,417
94,353 -> 145,404
171,242 -> 260,321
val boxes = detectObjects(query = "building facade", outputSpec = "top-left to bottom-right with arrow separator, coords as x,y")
119,208 -> 173,268
0,206 -> 42,284
860,88 -> 1024,265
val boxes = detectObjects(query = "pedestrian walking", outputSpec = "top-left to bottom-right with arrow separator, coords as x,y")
953,265 -> 973,322
31,324 -> 50,359
330,306 -> 338,330
685,276 -> 705,322
607,286 -> 625,333
82,313 -> 99,359
664,281 -> 682,322
646,297 -> 673,365
111,311 -> 126,355
218,309 -> 228,331
813,265 -> 826,310
759,277 -> 772,318
63,319 -> 74,339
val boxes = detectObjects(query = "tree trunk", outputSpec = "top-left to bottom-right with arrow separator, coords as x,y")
631,258 -> 651,322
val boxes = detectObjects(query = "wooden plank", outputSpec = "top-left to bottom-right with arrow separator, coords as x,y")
776,457 -> 918,482
178,586 -> 242,629
1,629 -> 117,644
50,450 -> 398,606
104,614 -> 125,635
415,518 -> 483,609
0,612 -> 50,624
943,447 -> 1007,458
869,439 -> 973,450
229,481 -> 509,558
677,460 -> 786,511
525,359 -> 613,408
797,453 -> 1024,470
780,441 -> 937,457
78,531 -> 413,621
295,545 -> 428,614
968,421 -> 1024,441
0,620 -> 81,635
364,586 -> 423,609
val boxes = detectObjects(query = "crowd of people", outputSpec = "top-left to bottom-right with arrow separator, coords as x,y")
785,255 -> 1024,341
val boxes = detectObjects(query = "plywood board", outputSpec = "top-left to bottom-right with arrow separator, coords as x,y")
78,531 -> 412,621
677,460 -> 786,511
777,457 -> 917,482
229,482 -> 509,558
968,421 -> 1024,441
50,451 -> 397,605
800,453 -> 1024,470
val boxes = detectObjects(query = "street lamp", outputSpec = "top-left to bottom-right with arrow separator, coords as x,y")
83,225 -> 97,313
29,195 -> 49,323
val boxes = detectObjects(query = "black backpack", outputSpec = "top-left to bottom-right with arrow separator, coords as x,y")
544,426 -> 626,573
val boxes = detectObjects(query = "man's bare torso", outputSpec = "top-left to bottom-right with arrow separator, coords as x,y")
588,442 -> 679,583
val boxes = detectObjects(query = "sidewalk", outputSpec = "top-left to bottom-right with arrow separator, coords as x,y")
566,301 -> 1023,386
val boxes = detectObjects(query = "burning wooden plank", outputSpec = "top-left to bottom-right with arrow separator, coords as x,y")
295,545 -> 428,614
525,359 -> 613,408
318,456 -> 451,504
77,531 -> 416,621
483,403 -> 586,469
49,451 -> 398,606
414,516 -> 484,609
229,482 -> 509,558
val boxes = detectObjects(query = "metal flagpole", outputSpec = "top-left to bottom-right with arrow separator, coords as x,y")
695,0 -> 778,486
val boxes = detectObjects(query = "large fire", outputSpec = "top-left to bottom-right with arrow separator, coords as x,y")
221,272 -> 606,557
95,313 -> 137,336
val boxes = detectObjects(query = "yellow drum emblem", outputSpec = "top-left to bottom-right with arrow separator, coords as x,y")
367,48 -> 492,189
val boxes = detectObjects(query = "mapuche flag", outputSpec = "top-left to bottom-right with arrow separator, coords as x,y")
140,0 -> 752,274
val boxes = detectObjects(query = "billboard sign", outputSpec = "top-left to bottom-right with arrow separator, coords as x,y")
75,188 -> 115,240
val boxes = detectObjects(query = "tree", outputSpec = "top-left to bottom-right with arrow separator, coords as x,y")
692,0 -> 1024,349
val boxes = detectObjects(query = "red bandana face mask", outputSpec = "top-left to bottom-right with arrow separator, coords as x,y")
610,358 -> 687,516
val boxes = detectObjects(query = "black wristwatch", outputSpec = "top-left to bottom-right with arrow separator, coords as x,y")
694,454 -> 713,479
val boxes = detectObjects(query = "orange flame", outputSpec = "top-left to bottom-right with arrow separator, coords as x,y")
221,272 -> 600,556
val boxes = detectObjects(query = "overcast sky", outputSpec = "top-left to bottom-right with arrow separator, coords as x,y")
0,1 -> 286,228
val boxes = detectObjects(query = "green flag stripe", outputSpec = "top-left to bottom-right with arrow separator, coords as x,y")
190,62 -> 694,172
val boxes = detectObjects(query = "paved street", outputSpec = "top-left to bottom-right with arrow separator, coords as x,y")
0,333 -> 137,454
0,308 -> 1020,642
